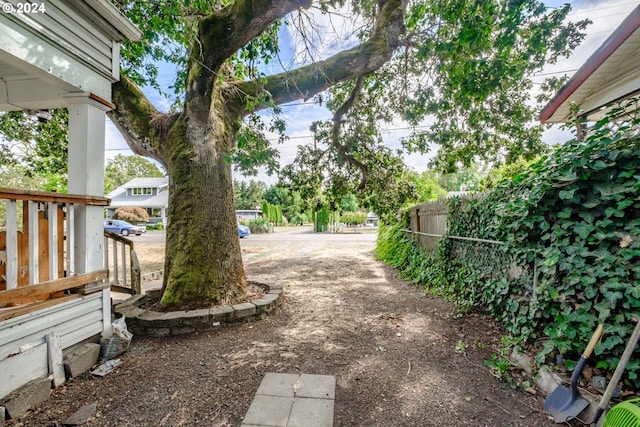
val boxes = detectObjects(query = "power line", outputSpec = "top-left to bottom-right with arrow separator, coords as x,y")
565,1 -> 638,17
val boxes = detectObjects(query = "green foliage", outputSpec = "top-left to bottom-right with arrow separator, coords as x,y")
340,211 -> 367,226
316,204 -> 331,233
0,109 -> 69,180
376,225 -> 451,299
290,212 -> 308,225
146,222 -> 165,231
242,218 -> 271,234
231,113 -> 283,176
410,171 -> 448,202
437,163 -> 487,192
399,1 -> 588,170
378,102 -> 640,385
340,193 -> 358,213
113,206 -> 150,223
0,164 -> 66,224
233,179 -> 266,210
263,185 -> 306,220
105,155 -> 164,193
480,157 -> 542,190
260,200 -> 285,225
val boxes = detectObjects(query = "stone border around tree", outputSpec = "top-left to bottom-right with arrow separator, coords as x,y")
114,280 -> 283,336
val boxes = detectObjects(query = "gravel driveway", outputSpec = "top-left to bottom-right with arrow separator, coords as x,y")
7,229 -> 557,426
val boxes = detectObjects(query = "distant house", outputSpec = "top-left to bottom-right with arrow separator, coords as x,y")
366,212 -> 379,227
107,178 -> 264,223
106,177 -> 169,224
236,210 -> 262,221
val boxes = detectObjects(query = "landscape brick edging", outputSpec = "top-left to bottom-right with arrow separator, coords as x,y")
114,281 -> 283,336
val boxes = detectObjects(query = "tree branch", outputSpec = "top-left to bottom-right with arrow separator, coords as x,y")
109,75 -> 173,167
331,76 -> 369,190
235,0 -> 407,110
197,0 -> 313,71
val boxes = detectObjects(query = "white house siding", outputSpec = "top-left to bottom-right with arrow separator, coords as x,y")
0,292 -> 105,399
0,0 -> 118,104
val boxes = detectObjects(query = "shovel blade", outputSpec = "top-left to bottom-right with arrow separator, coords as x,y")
544,384 -> 590,423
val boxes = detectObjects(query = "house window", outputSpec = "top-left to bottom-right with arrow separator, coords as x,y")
131,187 -> 153,196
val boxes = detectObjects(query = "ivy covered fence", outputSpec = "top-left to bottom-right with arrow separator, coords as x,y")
377,101 -> 640,386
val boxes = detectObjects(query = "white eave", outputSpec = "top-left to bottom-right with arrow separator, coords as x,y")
85,0 -> 141,42
540,5 -> 640,123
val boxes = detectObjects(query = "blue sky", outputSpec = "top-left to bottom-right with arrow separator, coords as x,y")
104,0 -> 639,184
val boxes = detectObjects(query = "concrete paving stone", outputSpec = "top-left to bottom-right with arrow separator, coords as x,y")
241,395 -> 293,427
287,398 -> 334,427
63,401 -> 97,425
296,374 -> 336,399
3,377 -> 51,419
64,343 -> 100,378
256,373 -> 301,397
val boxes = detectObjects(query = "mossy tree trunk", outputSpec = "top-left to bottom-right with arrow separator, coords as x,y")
108,0 -> 407,307
161,118 -> 247,305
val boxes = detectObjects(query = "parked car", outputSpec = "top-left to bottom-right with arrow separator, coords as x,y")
238,223 -> 250,238
104,219 -> 146,236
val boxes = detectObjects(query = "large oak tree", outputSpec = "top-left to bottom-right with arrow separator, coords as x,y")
0,0 -> 587,307
109,0 -> 411,306
108,0 -> 586,307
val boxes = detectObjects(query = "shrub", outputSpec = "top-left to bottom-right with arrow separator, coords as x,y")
246,218 -> 271,233
316,205 -> 330,232
113,206 -> 149,223
340,211 -> 367,226
291,212 -> 308,225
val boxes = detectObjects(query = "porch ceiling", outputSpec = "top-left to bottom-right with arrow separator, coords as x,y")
0,0 -> 141,113
0,56 -> 75,112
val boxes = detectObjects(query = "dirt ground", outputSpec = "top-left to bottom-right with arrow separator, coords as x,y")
7,229 -> 559,426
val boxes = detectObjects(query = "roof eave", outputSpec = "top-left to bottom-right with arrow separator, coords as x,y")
85,0 -> 142,42
539,5 -> 640,123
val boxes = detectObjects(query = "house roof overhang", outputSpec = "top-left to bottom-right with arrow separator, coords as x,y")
540,5 -> 640,124
83,0 -> 142,42
0,0 -> 140,111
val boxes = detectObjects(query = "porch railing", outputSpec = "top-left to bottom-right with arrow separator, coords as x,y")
104,230 -> 141,295
0,187 -> 109,312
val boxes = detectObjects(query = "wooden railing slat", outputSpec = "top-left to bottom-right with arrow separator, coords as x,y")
48,202 -> 58,280
5,200 -> 18,289
0,188 -> 109,206
28,201 -> 39,285
0,270 -> 108,305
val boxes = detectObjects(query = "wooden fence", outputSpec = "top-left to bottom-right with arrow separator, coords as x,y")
408,200 -> 448,250
405,195 -> 532,287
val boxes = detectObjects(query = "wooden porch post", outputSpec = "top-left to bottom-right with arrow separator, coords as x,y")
65,93 -> 111,330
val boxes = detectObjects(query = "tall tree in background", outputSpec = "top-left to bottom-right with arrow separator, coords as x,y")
0,109 -> 68,191
105,154 -> 164,193
233,180 -> 267,210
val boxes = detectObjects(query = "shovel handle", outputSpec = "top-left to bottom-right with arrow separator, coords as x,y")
583,324 -> 604,358
593,318 -> 640,424
570,324 -> 604,390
